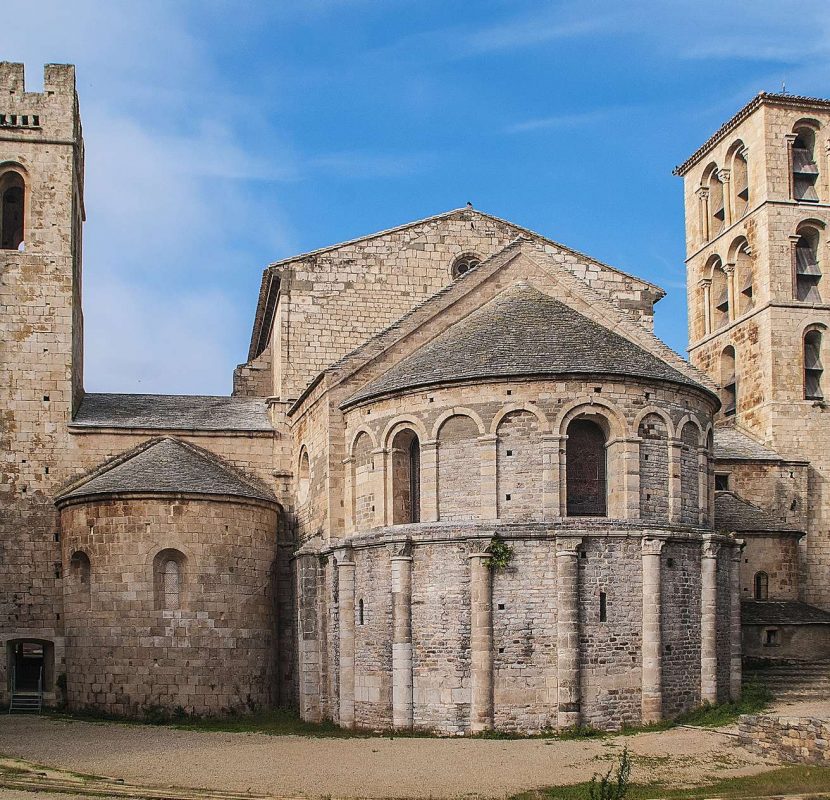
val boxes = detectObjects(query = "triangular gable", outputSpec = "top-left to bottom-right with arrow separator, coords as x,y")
289,237 -> 716,415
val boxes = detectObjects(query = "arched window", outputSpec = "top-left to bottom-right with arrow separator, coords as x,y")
792,126 -> 820,202
732,239 -> 753,315
566,418 -> 607,517
0,170 -> 25,250
731,144 -> 749,217
391,428 -> 420,524
754,571 -> 769,601
708,168 -> 725,238
710,257 -> 729,329
153,548 -> 186,611
451,253 -> 481,278
358,598 -> 365,625
795,227 -> 822,302
69,551 -> 91,610
297,447 -> 311,504
804,328 -> 824,400
721,345 -> 737,417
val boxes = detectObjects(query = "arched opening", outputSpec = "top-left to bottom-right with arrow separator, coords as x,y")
566,418 -> 607,517
6,639 -> 54,693
792,126 -> 820,202
69,550 -> 91,610
710,257 -> 729,329
708,168 -> 725,238
0,171 -> 25,250
721,346 -> 737,417
795,227 -> 822,302
451,253 -> 481,278
733,239 -> 753,315
804,328 -> 824,400
297,448 -> 311,504
731,144 -> 749,217
153,548 -> 187,611
391,428 -> 420,524
754,571 -> 769,601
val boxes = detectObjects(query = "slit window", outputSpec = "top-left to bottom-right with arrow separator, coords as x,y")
754,571 -> 769,601
599,591 -> 607,622
804,329 -> 824,400
721,346 -> 737,417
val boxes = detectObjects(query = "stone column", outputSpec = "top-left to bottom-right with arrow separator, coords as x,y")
786,133 -> 798,200
479,434 -> 498,520
641,537 -> 665,723
391,550 -> 414,729
701,537 -> 720,705
697,186 -> 710,242
718,168 -> 732,227
556,537 -> 583,728
371,447 -> 387,527
730,541 -> 743,701
470,552 -> 493,733
469,549 -> 494,733
541,434 -> 562,519
296,553 -> 322,722
420,439 -> 439,523
668,438 -> 683,523
723,263 -> 736,322
337,554 -> 356,728
700,278 -> 712,336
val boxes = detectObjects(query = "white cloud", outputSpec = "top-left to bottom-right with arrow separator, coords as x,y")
505,110 -> 611,134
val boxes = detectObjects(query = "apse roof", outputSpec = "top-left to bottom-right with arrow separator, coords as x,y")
343,283 -> 708,408
714,490 -> 802,534
56,437 -> 276,505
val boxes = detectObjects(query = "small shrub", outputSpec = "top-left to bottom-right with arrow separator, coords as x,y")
587,747 -> 631,800
487,536 -> 514,571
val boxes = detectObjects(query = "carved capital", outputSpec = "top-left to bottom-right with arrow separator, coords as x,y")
718,168 -> 731,182
698,277 -> 712,288
556,536 -> 584,557
641,537 -> 666,557
334,545 -> 355,566
388,538 -> 413,559
722,263 -> 735,275
696,186 -> 710,200
702,537 -> 720,559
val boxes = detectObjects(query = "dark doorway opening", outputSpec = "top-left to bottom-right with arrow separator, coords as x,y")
566,419 -> 608,516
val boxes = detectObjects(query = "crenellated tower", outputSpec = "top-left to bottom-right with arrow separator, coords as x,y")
676,92 -> 830,608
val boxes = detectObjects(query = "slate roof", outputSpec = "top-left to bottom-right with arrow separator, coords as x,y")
343,283 -> 709,408
742,600 -> 830,626
713,427 -> 784,462
714,491 -> 802,534
72,393 -> 272,432
57,438 -> 276,504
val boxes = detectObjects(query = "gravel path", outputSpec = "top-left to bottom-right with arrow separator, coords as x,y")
0,716 -> 774,799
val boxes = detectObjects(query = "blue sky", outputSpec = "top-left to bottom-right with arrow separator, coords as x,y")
6,1 -> 830,394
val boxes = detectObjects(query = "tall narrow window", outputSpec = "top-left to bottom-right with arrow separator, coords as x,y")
566,418 -> 607,517
792,126 -> 820,202
754,571 -> 769,601
721,346 -> 737,417
0,171 -> 24,250
153,548 -> 186,611
391,428 -> 420,524
297,448 -> 311,504
805,329 -> 824,400
599,591 -> 608,623
710,258 -> 729,329
734,241 -> 754,315
69,551 -> 91,610
795,228 -> 822,302
732,145 -> 749,217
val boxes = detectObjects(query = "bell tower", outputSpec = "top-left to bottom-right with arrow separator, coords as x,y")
676,92 -> 830,608
0,62 -> 85,703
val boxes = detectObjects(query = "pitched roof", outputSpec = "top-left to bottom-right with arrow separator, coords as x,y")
713,426 -> 784,462
71,393 -> 272,432
742,600 -> 830,626
247,207 -> 664,361
56,438 -> 276,505
714,490 -> 802,534
674,91 -> 830,176
342,283 -> 708,409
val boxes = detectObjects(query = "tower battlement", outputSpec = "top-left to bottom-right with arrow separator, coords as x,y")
0,61 -> 76,96
0,62 -> 79,139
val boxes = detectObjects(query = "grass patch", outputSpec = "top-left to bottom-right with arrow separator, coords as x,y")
673,681 -> 772,728
514,765 -> 830,799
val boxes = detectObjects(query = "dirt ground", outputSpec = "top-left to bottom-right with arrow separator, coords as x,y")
0,716 -> 778,799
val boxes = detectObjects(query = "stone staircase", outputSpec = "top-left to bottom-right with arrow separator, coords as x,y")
745,658 -> 830,703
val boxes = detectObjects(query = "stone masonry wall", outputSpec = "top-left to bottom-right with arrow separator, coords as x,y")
739,712 -> 830,765
59,496 -> 279,716
496,411 -> 543,522
437,414 -> 482,521
639,414 -> 670,520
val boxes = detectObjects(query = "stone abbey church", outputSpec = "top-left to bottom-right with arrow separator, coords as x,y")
2,62 -> 830,733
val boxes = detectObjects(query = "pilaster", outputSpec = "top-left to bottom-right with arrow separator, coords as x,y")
641,536 -> 665,723
700,537 -> 720,705
469,549 -> 494,733
556,536 -> 583,728
391,545 -> 414,729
